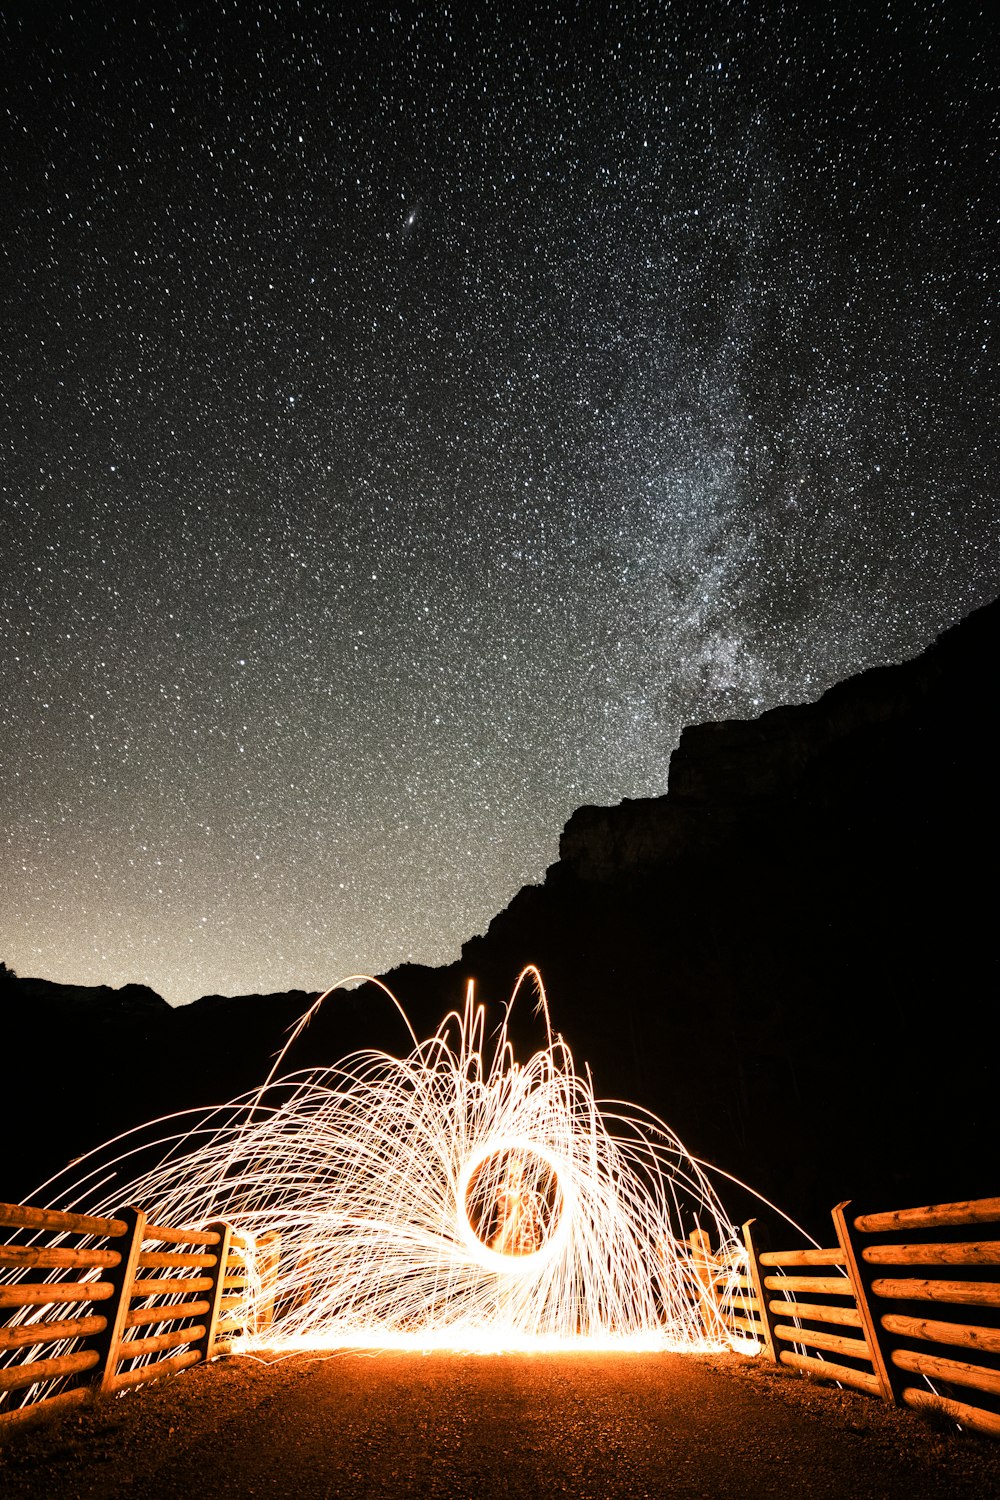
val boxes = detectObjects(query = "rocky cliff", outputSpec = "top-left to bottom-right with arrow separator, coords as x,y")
438,596 -> 999,1229
4,597 -> 997,1235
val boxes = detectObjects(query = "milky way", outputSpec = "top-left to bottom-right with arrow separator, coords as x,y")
2,5 -> 997,1002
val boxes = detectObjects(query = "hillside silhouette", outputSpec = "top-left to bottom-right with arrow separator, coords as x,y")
4,597 -> 997,1237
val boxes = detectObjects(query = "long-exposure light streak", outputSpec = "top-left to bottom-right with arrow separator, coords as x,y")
4,968 -> 763,1364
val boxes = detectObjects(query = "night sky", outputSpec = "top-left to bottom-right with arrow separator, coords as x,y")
2,4 -> 996,1004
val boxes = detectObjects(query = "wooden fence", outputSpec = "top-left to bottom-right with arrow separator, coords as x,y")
741,1196 -> 1000,1440
3,1192 -> 999,1442
0,1200 -> 277,1434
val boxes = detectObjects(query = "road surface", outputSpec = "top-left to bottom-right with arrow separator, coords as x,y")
2,1349 -> 999,1498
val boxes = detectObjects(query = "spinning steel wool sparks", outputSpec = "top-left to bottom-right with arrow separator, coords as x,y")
36,969 -> 755,1353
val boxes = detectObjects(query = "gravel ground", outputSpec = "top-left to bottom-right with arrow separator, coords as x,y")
2,1349 -> 1000,1499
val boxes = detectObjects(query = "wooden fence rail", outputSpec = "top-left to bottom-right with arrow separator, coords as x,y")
0,1202 -> 253,1434
740,1195 -> 1000,1441
4,1190 -> 999,1442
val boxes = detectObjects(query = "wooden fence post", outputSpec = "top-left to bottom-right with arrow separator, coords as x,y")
690,1228 -> 721,1335
742,1219 -> 778,1363
90,1205 -> 146,1396
255,1231 -> 281,1336
291,1243 -> 314,1315
831,1200 -> 897,1403
193,1220 -> 232,1365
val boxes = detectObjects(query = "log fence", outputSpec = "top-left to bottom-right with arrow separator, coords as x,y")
740,1195 -> 1000,1440
0,1201 -> 258,1434
3,1190 -> 999,1443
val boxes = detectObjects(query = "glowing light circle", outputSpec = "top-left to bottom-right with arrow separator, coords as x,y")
455,1136 -> 572,1274
3,968 -> 778,1356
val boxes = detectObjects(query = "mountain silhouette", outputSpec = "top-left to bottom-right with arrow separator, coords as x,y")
4,596 -> 997,1238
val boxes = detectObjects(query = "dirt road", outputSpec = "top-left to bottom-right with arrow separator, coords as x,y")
2,1349 -> 999,1499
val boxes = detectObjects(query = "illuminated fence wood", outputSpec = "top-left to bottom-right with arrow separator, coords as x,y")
255,1231 -> 282,1336
0,1201 -> 239,1433
103,1215 -> 229,1394
0,1200 -> 126,1430
739,1217 -> 883,1397
851,1196 -> 1000,1441
6,1189 -> 1000,1442
736,1195 -> 1000,1441
214,1229 -> 278,1351
695,1231 -> 764,1349
688,1228 -> 722,1334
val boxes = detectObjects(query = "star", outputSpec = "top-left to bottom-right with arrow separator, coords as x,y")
0,6 -> 995,1002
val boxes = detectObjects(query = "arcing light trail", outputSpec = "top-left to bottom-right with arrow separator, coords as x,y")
31,968 -> 760,1354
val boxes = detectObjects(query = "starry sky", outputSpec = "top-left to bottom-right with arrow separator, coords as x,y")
2,3 -> 997,1005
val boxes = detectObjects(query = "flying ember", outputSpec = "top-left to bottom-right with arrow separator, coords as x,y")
35,968 -> 755,1353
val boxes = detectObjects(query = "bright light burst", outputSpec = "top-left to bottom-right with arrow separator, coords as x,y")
41,968 -> 756,1353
